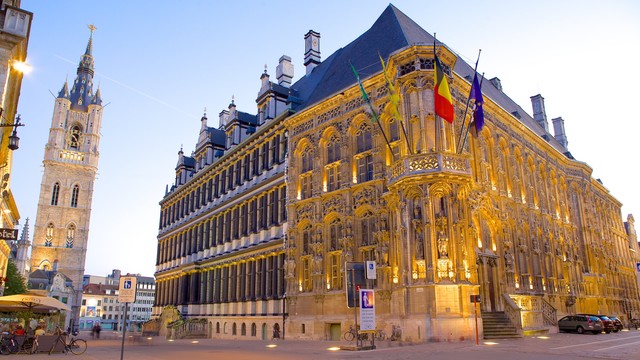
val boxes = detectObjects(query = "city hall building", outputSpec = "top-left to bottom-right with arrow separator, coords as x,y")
152,5 -> 640,341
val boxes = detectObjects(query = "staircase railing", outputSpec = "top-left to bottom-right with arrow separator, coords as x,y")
502,293 -> 523,336
541,297 -> 557,326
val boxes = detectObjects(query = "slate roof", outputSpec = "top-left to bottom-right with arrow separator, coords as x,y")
289,4 -> 568,154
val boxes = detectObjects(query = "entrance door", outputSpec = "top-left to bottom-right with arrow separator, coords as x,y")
329,323 -> 341,341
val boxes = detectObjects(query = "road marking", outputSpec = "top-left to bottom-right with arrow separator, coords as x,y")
593,340 -> 640,351
550,334 -> 640,350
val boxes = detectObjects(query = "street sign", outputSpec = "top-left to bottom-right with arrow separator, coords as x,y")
0,228 -> 18,241
359,289 -> 376,331
346,262 -> 365,308
118,276 -> 137,303
365,261 -> 376,279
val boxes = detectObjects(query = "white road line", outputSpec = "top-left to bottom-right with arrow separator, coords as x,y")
594,340 -> 640,351
550,334 -> 640,350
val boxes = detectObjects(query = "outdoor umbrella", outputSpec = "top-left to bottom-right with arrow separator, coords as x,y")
0,293 -> 71,313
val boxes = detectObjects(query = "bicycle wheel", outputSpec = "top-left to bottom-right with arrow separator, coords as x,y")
377,331 -> 386,341
343,330 -> 355,342
0,344 -> 11,355
69,339 -> 87,355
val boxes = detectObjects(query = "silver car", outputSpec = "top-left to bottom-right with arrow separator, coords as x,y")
558,315 -> 603,334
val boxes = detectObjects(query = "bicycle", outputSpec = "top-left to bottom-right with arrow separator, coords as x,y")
374,329 -> 386,341
343,325 -> 370,342
49,328 -> 87,355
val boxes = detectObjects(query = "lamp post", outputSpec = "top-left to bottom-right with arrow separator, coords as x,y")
0,114 -> 25,151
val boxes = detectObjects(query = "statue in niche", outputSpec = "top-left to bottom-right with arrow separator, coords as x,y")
437,229 -> 449,258
312,253 -> 323,275
413,203 -> 422,220
377,241 -> 389,265
415,225 -> 425,259
544,240 -> 551,254
504,251 -> 514,272
284,259 -> 296,278
380,216 -> 388,231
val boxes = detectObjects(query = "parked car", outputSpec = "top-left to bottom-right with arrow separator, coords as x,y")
608,316 -> 624,332
578,314 -> 614,334
558,315 -> 603,334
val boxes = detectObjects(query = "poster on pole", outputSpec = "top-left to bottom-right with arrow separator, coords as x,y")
359,289 -> 376,331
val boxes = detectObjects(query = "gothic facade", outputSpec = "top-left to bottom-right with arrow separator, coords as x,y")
153,5 -> 640,341
29,29 -> 103,331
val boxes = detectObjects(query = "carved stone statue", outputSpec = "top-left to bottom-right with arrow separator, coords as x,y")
437,229 -> 449,258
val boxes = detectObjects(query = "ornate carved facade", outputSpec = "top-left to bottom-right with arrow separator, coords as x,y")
154,5 -> 640,342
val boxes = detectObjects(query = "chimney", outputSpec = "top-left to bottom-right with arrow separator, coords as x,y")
552,117 -> 568,148
304,30 -> 321,75
489,77 -> 502,91
276,55 -> 294,87
530,94 -> 549,132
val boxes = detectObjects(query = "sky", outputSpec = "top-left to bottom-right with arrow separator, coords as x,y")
12,1 -> 640,278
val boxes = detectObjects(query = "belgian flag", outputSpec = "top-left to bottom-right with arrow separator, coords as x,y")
434,53 -> 455,123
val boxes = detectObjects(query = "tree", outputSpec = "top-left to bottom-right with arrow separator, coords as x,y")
4,259 -> 27,295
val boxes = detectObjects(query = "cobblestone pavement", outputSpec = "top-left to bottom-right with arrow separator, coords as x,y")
8,328 -> 640,360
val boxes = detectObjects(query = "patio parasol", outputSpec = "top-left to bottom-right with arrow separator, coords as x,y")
0,293 -> 71,313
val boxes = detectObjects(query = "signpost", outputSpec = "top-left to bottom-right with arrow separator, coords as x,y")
118,276 -> 137,360
471,294 -> 481,345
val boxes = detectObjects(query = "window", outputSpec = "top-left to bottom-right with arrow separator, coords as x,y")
389,119 -> 400,142
327,134 -> 341,163
357,154 -> 374,183
71,184 -> 79,208
329,218 -> 343,251
51,182 -> 60,206
300,174 -> 312,199
356,124 -> 372,153
45,223 -> 54,246
69,125 -> 82,149
66,224 -> 76,248
359,213 -> 376,246
329,253 -> 342,290
302,258 -> 312,292
326,165 -> 339,192
301,146 -> 313,172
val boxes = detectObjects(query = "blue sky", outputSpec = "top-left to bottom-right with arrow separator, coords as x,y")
13,1 -> 640,277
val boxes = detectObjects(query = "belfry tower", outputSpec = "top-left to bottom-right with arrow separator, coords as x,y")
29,26 -> 103,330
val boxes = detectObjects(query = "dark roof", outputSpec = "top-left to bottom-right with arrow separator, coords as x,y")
289,4 -> 568,154
291,4 -> 439,111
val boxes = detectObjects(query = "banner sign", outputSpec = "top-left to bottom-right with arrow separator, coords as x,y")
359,289 -> 376,331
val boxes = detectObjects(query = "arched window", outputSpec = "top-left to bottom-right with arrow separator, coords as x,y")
355,123 -> 372,153
241,323 -> 247,336
66,224 -> 76,248
69,125 -> 82,149
251,323 -> 257,336
45,223 -> 54,247
301,145 -> 313,172
71,185 -> 80,208
232,323 -> 237,335
359,212 -> 376,247
326,134 -> 341,163
51,182 -> 60,206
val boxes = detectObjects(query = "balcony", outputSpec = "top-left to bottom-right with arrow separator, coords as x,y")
1,6 -> 32,39
388,151 -> 472,185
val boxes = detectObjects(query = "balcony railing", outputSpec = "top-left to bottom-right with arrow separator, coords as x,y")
388,151 -> 471,184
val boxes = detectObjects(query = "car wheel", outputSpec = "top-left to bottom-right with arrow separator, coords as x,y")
613,329 -> 619,333
605,330 -> 611,334
576,326 -> 584,334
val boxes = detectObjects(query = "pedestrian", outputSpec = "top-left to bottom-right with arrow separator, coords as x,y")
95,323 -> 102,339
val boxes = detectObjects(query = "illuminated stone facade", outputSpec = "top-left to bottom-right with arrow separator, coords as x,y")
29,29 -> 103,331
154,5 -> 640,341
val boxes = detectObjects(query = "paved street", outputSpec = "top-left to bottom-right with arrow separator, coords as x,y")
9,329 -> 640,360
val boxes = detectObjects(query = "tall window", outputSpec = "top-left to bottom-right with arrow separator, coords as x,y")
329,218 -> 343,251
329,253 -> 342,290
302,258 -> 312,292
300,174 -> 312,199
326,165 -> 339,192
66,224 -> 76,248
71,185 -> 80,208
357,155 -> 373,183
326,134 -> 341,163
359,212 -> 376,246
51,182 -> 60,206
45,223 -> 54,247
301,146 -> 313,173
69,125 -> 82,149
356,123 -> 372,153
302,225 -> 312,255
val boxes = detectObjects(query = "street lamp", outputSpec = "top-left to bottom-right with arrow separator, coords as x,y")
0,114 -> 25,151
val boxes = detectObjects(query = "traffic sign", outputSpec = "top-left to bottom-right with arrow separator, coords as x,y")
118,276 -> 137,303
346,262 -> 365,308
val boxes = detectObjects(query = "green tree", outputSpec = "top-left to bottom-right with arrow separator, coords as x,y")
4,259 -> 27,295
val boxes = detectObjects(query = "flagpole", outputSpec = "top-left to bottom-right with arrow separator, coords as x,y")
459,72 -> 485,153
378,51 -> 413,155
349,61 -> 394,156
456,49 -> 481,154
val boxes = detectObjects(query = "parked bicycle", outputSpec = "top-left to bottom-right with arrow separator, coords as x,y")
374,329 -> 386,341
390,325 -> 402,341
0,333 -> 37,354
343,325 -> 371,342
49,327 -> 87,355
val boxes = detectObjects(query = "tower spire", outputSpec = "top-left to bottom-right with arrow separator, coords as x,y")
69,25 -> 96,111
